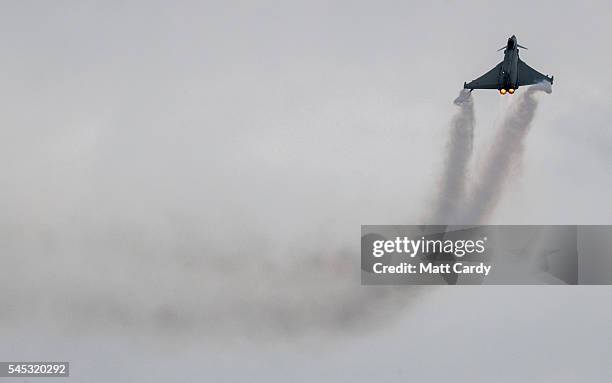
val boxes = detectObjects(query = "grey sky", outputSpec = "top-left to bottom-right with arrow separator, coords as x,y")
0,1 -> 611,382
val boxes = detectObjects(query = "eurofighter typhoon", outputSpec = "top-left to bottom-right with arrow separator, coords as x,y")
464,35 -> 553,94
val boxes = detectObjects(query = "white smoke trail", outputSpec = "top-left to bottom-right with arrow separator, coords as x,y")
460,82 -> 552,223
429,89 -> 475,224
0,221 -> 418,341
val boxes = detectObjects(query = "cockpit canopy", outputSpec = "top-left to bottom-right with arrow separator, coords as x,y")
507,38 -> 515,50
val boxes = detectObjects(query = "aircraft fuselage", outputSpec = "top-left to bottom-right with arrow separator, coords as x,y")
500,36 -> 519,90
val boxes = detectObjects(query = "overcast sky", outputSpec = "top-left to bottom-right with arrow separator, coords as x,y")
0,1 -> 611,382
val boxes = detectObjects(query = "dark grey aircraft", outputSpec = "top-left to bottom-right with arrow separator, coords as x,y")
464,35 -> 553,95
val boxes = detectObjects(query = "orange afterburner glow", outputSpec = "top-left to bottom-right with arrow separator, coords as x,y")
508,88 -> 515,94
499,89 -> 507,95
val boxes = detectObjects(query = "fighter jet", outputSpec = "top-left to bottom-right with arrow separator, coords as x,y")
464,35 -> 553,95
